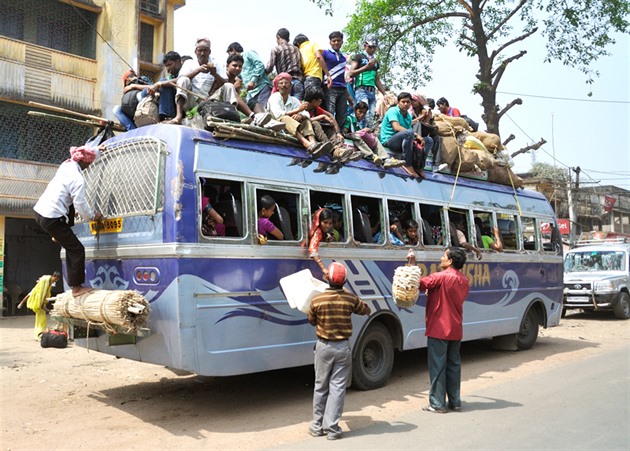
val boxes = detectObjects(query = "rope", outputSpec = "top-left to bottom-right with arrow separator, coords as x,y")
506,167 -> 523,216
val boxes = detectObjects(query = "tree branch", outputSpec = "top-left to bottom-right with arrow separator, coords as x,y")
490,27 -> 538,63
491,50 -> 527,87
511,139 -> 547,158
502,134 -> 516,146
497,98 -> 523,120
456,0 -> 475,17
487,0 -> 528,40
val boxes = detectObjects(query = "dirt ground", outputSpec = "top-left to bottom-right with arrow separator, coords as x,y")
1,310 -> 628,450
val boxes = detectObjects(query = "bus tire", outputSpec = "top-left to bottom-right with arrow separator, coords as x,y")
517,307 -> 539,350
613,292 -> 630,320
352,322 -> 394,390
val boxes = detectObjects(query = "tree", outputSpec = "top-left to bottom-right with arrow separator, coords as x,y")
530,162 -> 569,182
312,0 -> 629,139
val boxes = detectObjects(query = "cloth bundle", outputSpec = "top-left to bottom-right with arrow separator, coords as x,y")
392,265 -> 422,308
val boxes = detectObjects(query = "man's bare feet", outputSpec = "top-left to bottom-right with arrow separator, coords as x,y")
72,286 -> 94,297
402,165 -> 419,178
163,117 -> 182,125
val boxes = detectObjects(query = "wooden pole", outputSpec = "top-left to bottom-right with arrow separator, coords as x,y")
28,111 -> 126,132
28,101 -> 116,125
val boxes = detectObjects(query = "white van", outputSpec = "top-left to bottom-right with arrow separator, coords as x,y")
563,239 -> 630,319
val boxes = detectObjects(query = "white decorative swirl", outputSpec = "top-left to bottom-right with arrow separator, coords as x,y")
496,270 -> 519,306
89,264 -> 130,290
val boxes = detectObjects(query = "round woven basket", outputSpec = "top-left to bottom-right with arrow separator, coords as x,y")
392,265 -> 422,308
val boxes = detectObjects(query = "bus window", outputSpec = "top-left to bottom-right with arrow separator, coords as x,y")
419,203 -> 444,246
521,217 -> 538,251
351,195 -> 383,244
310,191 -> 346,243
447,209 -> 472,248
472,210 -> 498,250
541,220 -> 562,254
256,189 -> 300,241
498,214 -> 518,250
388,200 -> 416,246
200,178 -> 244,238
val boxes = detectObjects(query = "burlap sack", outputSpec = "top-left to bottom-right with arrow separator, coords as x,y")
434,114 -> 472,131
487,165 -> 524,188
472,131 -> 503,153
455,147 -> 480,172
440,135 -> 460,166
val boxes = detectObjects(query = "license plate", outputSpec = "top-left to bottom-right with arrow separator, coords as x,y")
90,217 -> 123,234
566,296 -> 590,303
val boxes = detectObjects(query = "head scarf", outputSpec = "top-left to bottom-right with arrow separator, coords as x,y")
195,38 -> 211,49
69,146 -> 98,164
411,92 -> 427,106
272,72 -> 293,93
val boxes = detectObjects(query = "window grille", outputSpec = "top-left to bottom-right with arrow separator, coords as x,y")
140,0 -> 161,15
81,137 -> 168,221
139,22 -> 155,63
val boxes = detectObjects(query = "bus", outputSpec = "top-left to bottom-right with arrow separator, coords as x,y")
66,124 -> 563,390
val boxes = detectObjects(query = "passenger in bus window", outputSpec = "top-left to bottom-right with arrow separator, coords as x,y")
474,218 -> 503,252
373,215 -> 404,245
331,210 -> 344,242
257,195 -> 284,241
201,204 -> 225,237
308,208 -> 335,278
454,216 -> 482,260
403,219 -> 419,245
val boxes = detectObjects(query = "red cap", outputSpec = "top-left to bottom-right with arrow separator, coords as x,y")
122,69 -> 136,84
328,262 -> 347,286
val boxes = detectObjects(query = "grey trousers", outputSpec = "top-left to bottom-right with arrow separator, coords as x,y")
311,339 -> 351,437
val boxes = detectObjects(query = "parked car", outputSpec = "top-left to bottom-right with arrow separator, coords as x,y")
563,239 -> 630,319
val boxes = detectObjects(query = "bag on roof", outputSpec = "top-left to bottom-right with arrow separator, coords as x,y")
134,93 -> 160,127
199,100 -> 241,124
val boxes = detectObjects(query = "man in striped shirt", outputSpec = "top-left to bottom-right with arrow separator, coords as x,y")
308,262 -> 371,440
265,28 -> 305,100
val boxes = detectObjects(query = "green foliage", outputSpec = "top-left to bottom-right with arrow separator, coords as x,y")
310,0 -> 629,135
530,162 -> 569,182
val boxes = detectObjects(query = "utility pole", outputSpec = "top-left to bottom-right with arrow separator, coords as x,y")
568,166 -> 580,244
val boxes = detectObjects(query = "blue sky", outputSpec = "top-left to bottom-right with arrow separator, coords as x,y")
174,0 -> 629,190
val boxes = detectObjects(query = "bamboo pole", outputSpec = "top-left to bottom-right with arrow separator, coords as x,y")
213,125 -> 301,147
28,101 -> 116,125
28,111 -> 126,132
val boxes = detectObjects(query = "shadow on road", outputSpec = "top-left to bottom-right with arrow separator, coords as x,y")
85,333 -> 596,439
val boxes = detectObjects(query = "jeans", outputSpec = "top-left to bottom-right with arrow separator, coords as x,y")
157,78 -> 177,119
384,129 -> 417,167
354,87 -> 376,128
311,339 -> 351,437
324,87 -> 348,132
427,337 -> 461,409
113,105 -> 136,131
291,78 -> 304,101
304,76 -> 323,92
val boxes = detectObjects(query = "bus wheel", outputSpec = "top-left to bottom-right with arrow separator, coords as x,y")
517,307 -> 539,350
352,322 -> 394,390
613,292 -> 630,319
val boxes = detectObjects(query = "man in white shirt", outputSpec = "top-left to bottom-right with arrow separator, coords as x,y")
171,38 -> 266,125
34,146 -> 103,297
267,72 -> 332,159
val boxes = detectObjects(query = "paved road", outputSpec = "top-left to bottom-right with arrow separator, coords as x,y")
274,345 -> 630,450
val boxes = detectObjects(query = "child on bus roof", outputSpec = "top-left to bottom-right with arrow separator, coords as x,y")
257,195 -> 284,241
308,208 -> 335,279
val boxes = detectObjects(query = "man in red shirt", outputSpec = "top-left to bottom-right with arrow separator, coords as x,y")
418,247 -> 470,413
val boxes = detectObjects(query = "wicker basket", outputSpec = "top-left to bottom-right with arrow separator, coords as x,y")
392,265 -> 422,308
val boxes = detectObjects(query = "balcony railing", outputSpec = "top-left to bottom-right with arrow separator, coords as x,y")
0,36 -> 96,112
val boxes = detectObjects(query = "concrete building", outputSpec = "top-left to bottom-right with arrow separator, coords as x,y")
0,0 -> 184,316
